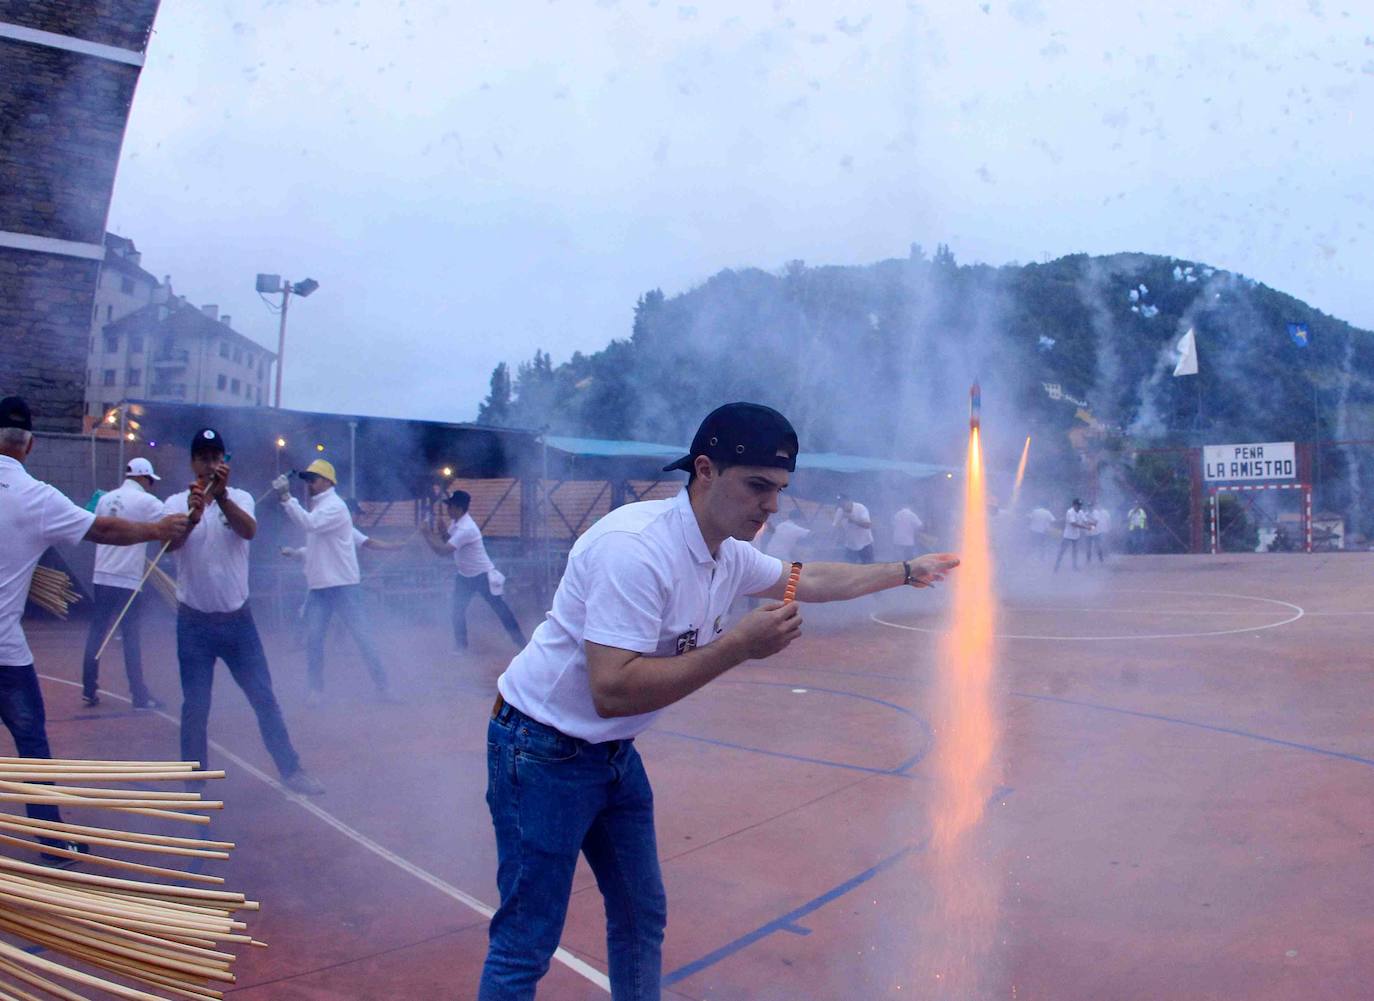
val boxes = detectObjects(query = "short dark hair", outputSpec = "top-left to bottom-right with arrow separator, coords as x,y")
444,489 -> 472,511
685,456 -> 737,489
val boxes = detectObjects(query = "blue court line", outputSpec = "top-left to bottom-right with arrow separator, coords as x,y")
663,786 -> 1013,987
1011,692 -> 1374,768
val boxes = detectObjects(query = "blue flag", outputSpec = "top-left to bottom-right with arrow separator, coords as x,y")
1287,322 -> 1310,348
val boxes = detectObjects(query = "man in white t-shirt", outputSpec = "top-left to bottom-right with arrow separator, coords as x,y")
0,397 -> 188,861
80,457 -> 167,710
165,428 -> 323,796
478,402 -> 959,1000
891,503 -> 925,560
275,459 -> 393,702
1054,498 -> 1091,572
422,490 -> 525,652
832,492 -> 876,563
1027,504 -> 1055,559
1086,503 -> 1111,564
764,510 -> 812,564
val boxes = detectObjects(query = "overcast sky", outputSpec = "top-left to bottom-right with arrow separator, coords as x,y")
107,0 -> 1373,423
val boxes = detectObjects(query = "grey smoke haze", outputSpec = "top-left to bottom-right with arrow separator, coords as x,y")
107,0 -> 1373,423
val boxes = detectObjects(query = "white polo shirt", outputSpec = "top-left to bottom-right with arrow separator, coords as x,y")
92,479 -> 164,589
891,507 -> 924,547
764,520 -> 811,564
833,502 -> 874,551
281,487 -> 361,590
498,488 -> 785,742
1028,508 -> 1054,534
1062,506 -> 1088,541
163,487 -> 255,613
1,455 -> 96,666
447,514 -> 496,578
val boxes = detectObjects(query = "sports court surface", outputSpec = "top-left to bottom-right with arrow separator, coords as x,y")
14,552 -> 1374,999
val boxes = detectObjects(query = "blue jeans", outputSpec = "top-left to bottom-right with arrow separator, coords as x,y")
0,665 -> 63,824
479,703 -> 666,1001
452,573 -> 525,650
82,584 -> 151,703
304,585 -> 388,692
176,603 -> 302,778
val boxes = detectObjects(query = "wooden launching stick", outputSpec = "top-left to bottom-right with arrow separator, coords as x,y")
0,756 -> 263,1000
782,561 -> 802,603
92,540 -> 172,662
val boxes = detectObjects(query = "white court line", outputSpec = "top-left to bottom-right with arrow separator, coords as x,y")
37,672 -> 612,994
872,588 -> 1305,641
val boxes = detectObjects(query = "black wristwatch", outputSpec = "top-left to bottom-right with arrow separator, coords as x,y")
902,560 -> 914,586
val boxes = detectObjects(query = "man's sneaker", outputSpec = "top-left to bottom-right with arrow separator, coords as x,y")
40,840 -> 91,868
282,770 -> 325,796
133,696 -> 165,711
81,694 -> 99,708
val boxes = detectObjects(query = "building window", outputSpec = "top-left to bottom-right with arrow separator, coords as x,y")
127,368 -> 141,386
256,388 -> 263,405
120,276 -> 135,294
217,374 -> 227,390
129,333 -> 144,353
233,347 -> 242,364
219,342 -> 230,359
106,305 -> 113,322
231,378 -> 241,395
103,370 -> 116,386
104,334 -> 118,353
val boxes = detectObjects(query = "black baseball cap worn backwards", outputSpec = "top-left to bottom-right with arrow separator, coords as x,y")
664,402 -> 799,473
0,396 -> 33,431
190,427 -> 226,455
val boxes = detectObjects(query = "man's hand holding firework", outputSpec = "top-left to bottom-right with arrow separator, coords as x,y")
731,601 -> 803,660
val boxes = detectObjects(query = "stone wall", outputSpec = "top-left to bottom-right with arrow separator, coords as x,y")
0,0 -> 161,432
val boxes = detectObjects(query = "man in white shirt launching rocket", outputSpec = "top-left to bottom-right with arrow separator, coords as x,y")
275,459 -> 394,703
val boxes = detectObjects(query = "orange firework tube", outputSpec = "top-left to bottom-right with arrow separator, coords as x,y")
783,562 -> 802,603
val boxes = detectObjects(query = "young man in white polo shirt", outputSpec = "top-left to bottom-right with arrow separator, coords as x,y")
0,397 -> 189,859
165,428 -> 323,796
478,402 -> 958,1000
422,490 -> 525,653
81,457 -> 167,710
274,459 -> 392,702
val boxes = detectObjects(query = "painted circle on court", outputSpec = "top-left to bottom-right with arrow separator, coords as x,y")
871,588 -> 1305,641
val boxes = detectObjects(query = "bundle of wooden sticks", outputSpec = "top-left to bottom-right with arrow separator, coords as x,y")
0,756 -> 261,1000
25,568 -> 81,620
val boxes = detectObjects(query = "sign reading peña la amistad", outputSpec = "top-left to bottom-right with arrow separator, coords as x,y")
1203,441 -> 1296,482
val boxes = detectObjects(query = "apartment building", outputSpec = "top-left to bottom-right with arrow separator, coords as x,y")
84,234 -> 276,422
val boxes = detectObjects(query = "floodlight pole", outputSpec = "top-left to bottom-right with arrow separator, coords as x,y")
273,282 -> 292,408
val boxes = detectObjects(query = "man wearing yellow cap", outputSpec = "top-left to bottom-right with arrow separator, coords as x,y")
275,460 -> 394,703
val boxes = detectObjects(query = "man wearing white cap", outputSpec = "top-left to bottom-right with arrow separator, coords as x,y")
80,457 -> 167,710
274,459 -> 393,702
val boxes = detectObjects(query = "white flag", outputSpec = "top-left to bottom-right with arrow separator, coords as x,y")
1173,328 -> 1198,377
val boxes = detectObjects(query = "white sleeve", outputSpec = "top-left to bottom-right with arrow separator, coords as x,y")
580,535 -> 668,654
352,528 -> 368,546
734,541 -> 787,598
40,485 -> 96,547
281,495 -> 344,533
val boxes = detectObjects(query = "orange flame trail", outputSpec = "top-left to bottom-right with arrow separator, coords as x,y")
1009,434 -> 1031,511
925,424 -> 1000,994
